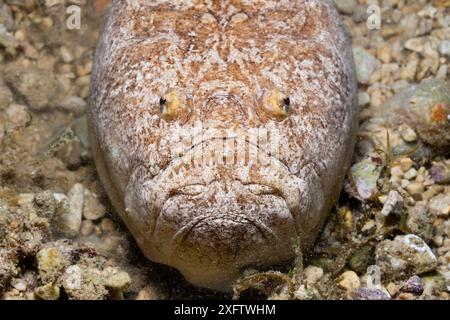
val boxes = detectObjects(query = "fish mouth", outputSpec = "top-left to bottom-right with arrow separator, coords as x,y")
169,213 -> 279,257
166,182 -> 285,201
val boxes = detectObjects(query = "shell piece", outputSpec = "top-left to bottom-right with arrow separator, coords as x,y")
89,0 -> 358,291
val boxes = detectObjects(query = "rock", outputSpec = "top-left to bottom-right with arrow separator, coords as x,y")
337,271 -> 360,294
400,14 -> 419,39
375,234 -> 437,281
406,182 -> 424,200
5,104 -> 31,131
293,284 -> 321,300
74,115 -> 91,149
0,24 -> 19,52
34,282 -> 60,300
82,189 -> 106,221
430,162 -> 450,184
428,193 -> 450,217
59,46 -> 75,63
303,266 -> 323,286
6,213 -> 51,257
62,265 -> 109,300
386,282 -> 400,297
377,46 -> 392,64
400,276 -> 424,296
403,168 -> 418,180
422,275 -> 446,298
346,155 -> 383,201
98,235 -> 122,254
361,220 -> 376,235
390,165 -> 403,178
403,204 -> 433,241
11,278 -> 27,291
99,218 -> 115,233
392,80 -> 410,94
5,65 -> 59,111
36,246 -> 70,284
357,117 -> 425,162
398,124 -> 418,143
349,245 -> 375,274
0,249 -> 17,294
439,40 -> 450,57
353,47 -> 381,85
135,286 -> 157,300
400,59 -> 419,81
333,0 -> 357,15
405,38 -> 426,53
436,64 -> 448,80
0,4 -> 14,31
53,184 -> 84,237
44,0 -> 65,8
376,79 -> 450,150
58,96 -> 87,115
353,288 -> 390,300
397,292 -> 416,300
80,220 -> 94,236
33,191 -> 57,220
105,269 -> 131,291
380,190 -> 403,217
358,91 -> 371,107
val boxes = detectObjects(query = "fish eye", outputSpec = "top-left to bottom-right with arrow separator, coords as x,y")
159,89 -> 188,121
261,89 -> 292,120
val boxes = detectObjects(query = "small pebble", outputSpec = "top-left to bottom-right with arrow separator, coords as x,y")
406,182 -> 424,199
136,286 -> 157,300
303,266 -> 324,286
5,104 -> 31,131
399,158 -> 414,172
398,124 -> 418,143
59,96 -> 87,115
428,193 -> 450,217
353,47 -> 381,85
333,0 -> 357,15
83,190 -> 106,221
353,288 -> 390,300
375,234 -> 437,281
338,271 -> 360,294
100,218 -> 116,233
80,220 -> 95,236
400,276 -> 424,296
404,168 -> 418,180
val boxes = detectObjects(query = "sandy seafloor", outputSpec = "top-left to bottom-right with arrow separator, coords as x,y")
0,0 -> 449,300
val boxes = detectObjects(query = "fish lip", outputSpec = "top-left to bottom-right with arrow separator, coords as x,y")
165,182 -> 285,201
169,214 -> 280,260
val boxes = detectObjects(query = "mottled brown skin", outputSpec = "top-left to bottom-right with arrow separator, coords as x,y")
89,0 -> 358,291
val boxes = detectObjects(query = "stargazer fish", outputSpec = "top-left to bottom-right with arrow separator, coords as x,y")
89,0 -> 358,291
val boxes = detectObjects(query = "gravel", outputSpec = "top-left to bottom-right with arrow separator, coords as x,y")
0,0 -> 449,301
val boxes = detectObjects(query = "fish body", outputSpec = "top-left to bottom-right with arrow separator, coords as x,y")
89,0 -> 358,291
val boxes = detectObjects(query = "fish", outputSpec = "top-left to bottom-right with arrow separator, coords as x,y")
89,0 -> 358,291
